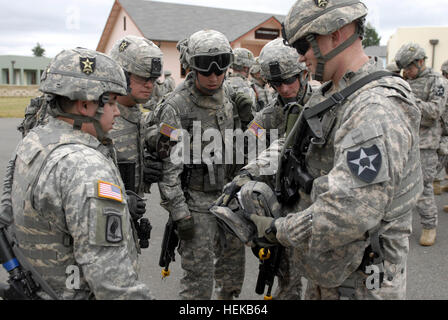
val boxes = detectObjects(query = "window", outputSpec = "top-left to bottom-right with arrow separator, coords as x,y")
255,28 -> 280,40
123,16 -> 126,31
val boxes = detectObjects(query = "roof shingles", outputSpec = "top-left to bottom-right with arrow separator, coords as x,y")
119,0 -> 285,42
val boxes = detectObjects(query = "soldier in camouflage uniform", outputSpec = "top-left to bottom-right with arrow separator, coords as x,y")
108,35 -> 163,198
245,37 -> 313,300
249,57 -> 273,112
225,48 -> 257,130
247,38 -> 313,146
8,48 -> 154,299
395,43 -> 448,246
145,30 -> 245,300
217,0 -> 422,300
163,70 -> 176,94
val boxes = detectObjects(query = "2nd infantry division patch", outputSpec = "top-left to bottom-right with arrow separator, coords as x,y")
347,145 -> 382,183
80,57 -> 96,75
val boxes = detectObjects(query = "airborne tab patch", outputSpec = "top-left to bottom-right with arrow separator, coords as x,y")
347,145 -> 382,183
80,57 -> 96,75
98,181 -> 123,202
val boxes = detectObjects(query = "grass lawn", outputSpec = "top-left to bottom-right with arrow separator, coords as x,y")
0,96 -> 32,118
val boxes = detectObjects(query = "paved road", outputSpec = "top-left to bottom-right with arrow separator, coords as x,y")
1,118 -> 447,300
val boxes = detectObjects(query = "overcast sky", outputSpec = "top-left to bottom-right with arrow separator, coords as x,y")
1,0 -> 447,57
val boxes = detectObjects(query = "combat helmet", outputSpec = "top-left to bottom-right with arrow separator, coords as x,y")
282,0 -> 368,81
40,47 -> 128,141
232,48 -> 255,71
395,43 -> 427,70
442,60 -> 448,77
109,35 -> 163,79
186,29 -> 234,76
259,38 -> 306,82
250,57 -> 262,76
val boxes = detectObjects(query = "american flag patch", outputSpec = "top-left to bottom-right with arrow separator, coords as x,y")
98,181 -> 123,202
248,121 -> 265,138
160,123 -> 179,140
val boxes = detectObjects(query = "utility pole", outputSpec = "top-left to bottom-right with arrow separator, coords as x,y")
429,39 -> 439,69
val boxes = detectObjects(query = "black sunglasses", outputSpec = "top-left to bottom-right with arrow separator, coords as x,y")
269,76 -> 297,88
292,37 -> 312,56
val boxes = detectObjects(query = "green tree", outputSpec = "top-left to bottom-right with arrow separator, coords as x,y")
32,43 -> 45,57
362,23 -> 381,48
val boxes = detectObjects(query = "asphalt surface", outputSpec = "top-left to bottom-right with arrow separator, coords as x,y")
0,118 -> 447,300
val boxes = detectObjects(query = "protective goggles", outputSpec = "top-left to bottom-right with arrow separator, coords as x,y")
269,76 -> 298,88
191,53 -> 233,74
131,74 -> 159,84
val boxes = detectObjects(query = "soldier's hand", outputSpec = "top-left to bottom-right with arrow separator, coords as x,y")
234,92 -> 253,110
143,157 -> 163,185
126,190 -> 146,220
176,216 -> 195,240
249,215 -> 278,245
213,171 -> 253,207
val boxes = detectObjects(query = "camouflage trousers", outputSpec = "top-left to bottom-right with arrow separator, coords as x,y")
273,247 -> 303,300
416,149 -> 438,229
177,210 -> 245,300
305,260 -> 407,300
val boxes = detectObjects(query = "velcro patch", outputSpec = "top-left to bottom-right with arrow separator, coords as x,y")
160,123 -> 179,140
98,181 -> 123,202
106,213 -> 123,243
347,145 -> 382,183
435,85 -> 445,97
248,121 -> 265,138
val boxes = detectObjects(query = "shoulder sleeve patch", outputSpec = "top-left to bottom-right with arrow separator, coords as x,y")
97,181 -> 123,202
248,121 -> 265,139
435,85 -> 445,97
347,145 -> 382,183
160,123 -> 179,140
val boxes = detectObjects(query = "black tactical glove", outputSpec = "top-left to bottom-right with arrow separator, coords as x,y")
234,92 -> 254,122
143,153 -> 163,185
213,170 -> 253,207
176,216 -> 195,241
126,190 -> 146,220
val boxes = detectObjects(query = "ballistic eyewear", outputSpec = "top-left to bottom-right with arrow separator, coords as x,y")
291,36 -> 312,56
269,76 -> 298,88
131,74 -> 159,84
191,53 -> 233,73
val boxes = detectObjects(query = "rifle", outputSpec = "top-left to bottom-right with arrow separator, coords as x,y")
118,162 -> 152,249
252,245 -> 283,300
277,103 -> 315,205
158,217 -> 179,278
0,225 -> 59,300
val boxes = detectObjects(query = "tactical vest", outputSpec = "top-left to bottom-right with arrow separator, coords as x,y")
286,72 -> 422,288
12,124 -> 116,296
108,104 -> 145,194
160,79 -> 235,193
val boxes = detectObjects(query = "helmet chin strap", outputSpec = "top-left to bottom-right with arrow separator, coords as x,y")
48,94 -> 109,143
307,24 -> 361,82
